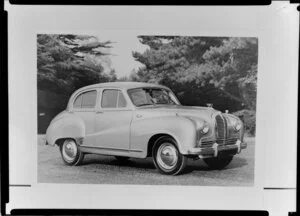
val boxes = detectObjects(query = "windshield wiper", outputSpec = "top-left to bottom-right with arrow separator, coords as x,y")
154,103 -> 175,105
138,103 -> 154,107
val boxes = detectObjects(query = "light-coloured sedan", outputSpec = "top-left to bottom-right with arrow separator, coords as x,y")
46,82 -> 247,175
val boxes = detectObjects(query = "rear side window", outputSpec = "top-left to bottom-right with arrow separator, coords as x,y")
73,94 -> 82,108
73,90 -> 97,109
101,89 -> 127,108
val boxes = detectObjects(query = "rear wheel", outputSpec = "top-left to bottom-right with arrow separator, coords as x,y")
203,155 -> 233,170
152,136 -> 187,175
59,139 -> 84,166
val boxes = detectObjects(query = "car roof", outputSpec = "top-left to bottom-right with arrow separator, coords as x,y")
67,82 -> 173,110
77,82 -> 170,91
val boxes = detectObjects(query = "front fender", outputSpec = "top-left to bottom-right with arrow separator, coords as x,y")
45,115 -> 85,146
130,115 -> 197,156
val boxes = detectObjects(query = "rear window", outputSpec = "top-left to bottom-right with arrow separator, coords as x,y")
73,94 -> 82,108
73,90 -> 97,109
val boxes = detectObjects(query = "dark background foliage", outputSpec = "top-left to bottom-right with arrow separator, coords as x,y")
37,34 -> 117,132
37,34 -> 258,135
130,36 -> 258,135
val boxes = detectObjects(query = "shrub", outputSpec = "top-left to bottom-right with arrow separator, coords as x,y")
232,109 -> 256,136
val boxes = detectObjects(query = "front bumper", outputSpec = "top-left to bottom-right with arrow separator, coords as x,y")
187,140 -> 247,158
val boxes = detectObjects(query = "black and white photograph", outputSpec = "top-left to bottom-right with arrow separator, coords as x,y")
5,2 -> 297,214
37,33 -> 258,186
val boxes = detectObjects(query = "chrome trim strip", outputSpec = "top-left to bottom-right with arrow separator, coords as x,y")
190,139 -> 246,158
80,145 -> 143,152
212,143 -> 218,157
236,139 -> 241,153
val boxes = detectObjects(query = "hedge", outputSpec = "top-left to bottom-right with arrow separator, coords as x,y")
232,109 -> 256,136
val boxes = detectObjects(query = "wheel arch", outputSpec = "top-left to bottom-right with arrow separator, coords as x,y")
56,138 -> 67,146
146,133 -> 178,157
130,115 -> 197,157
55,137 -> 83,146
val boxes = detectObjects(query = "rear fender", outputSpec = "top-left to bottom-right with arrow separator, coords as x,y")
45,116 -> 85,146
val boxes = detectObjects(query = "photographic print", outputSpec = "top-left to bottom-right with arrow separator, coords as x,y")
37,33 -> 258,186
6,2 -> 298,213
5,2 -> 299,214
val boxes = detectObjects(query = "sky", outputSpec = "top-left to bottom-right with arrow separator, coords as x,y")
94,31 -> 149,78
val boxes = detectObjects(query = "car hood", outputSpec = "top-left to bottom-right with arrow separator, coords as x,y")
136,105 -> 221,122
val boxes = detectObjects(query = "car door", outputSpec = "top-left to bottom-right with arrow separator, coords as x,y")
72,89 -> 99,146
93,88 -> 133,153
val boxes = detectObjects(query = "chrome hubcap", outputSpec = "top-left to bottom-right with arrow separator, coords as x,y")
62,140 -> 77,162
157,143 -> 178,170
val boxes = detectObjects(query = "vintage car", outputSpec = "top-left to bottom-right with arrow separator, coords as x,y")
45,82 -> 247,175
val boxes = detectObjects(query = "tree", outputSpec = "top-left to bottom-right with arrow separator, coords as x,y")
201,37 -> 258,110
132,36 -> 226,83
108,69 -> 117,82
37,34 -> 115,96
132,36 -> 258,111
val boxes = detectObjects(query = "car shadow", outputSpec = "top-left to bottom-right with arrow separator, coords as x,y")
81,155 -> 248,173
183,157 -> 249,174
82,156 -> 156,170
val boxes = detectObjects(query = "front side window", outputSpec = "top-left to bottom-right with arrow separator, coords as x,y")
73,90 -> 97,109
127,88 -> 180,107
101,89 -> 127,108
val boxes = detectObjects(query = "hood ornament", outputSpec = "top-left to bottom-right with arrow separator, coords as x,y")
206,103 -> 213,108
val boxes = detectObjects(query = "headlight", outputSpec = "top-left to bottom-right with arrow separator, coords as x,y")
229,117 -> 242,131
187,117 -> 210,136
235,122 -> 242,131
202,125 -> 209,134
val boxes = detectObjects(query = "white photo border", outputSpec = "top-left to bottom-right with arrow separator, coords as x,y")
6,2 -> 297,213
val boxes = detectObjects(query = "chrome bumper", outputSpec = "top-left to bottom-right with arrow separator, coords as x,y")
187,140 -> 247,158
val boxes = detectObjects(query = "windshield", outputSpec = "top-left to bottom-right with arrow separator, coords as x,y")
127,88 -> 180,107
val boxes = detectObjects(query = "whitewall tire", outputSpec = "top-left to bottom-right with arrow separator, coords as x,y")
60,139 -> 84,166
152,136 -> 187,175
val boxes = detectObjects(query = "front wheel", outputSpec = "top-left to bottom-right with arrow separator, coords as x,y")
152,137 -> 187,175
203,155 -> 233,170
60,139 -> 84,166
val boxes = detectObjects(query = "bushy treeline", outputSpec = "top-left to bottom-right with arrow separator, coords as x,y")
233,109 -> 256,136
37,34 -> 117,108
37,35 -> 257,136
130,36 -> 258,135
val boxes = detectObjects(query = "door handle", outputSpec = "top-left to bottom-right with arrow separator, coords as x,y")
96,111 -> 103,114
136,114 -> 143,118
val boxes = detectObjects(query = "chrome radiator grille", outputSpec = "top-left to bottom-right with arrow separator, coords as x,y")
215,114 -> 227,145
201,138 -> 237,148
199,114 -> 238,148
